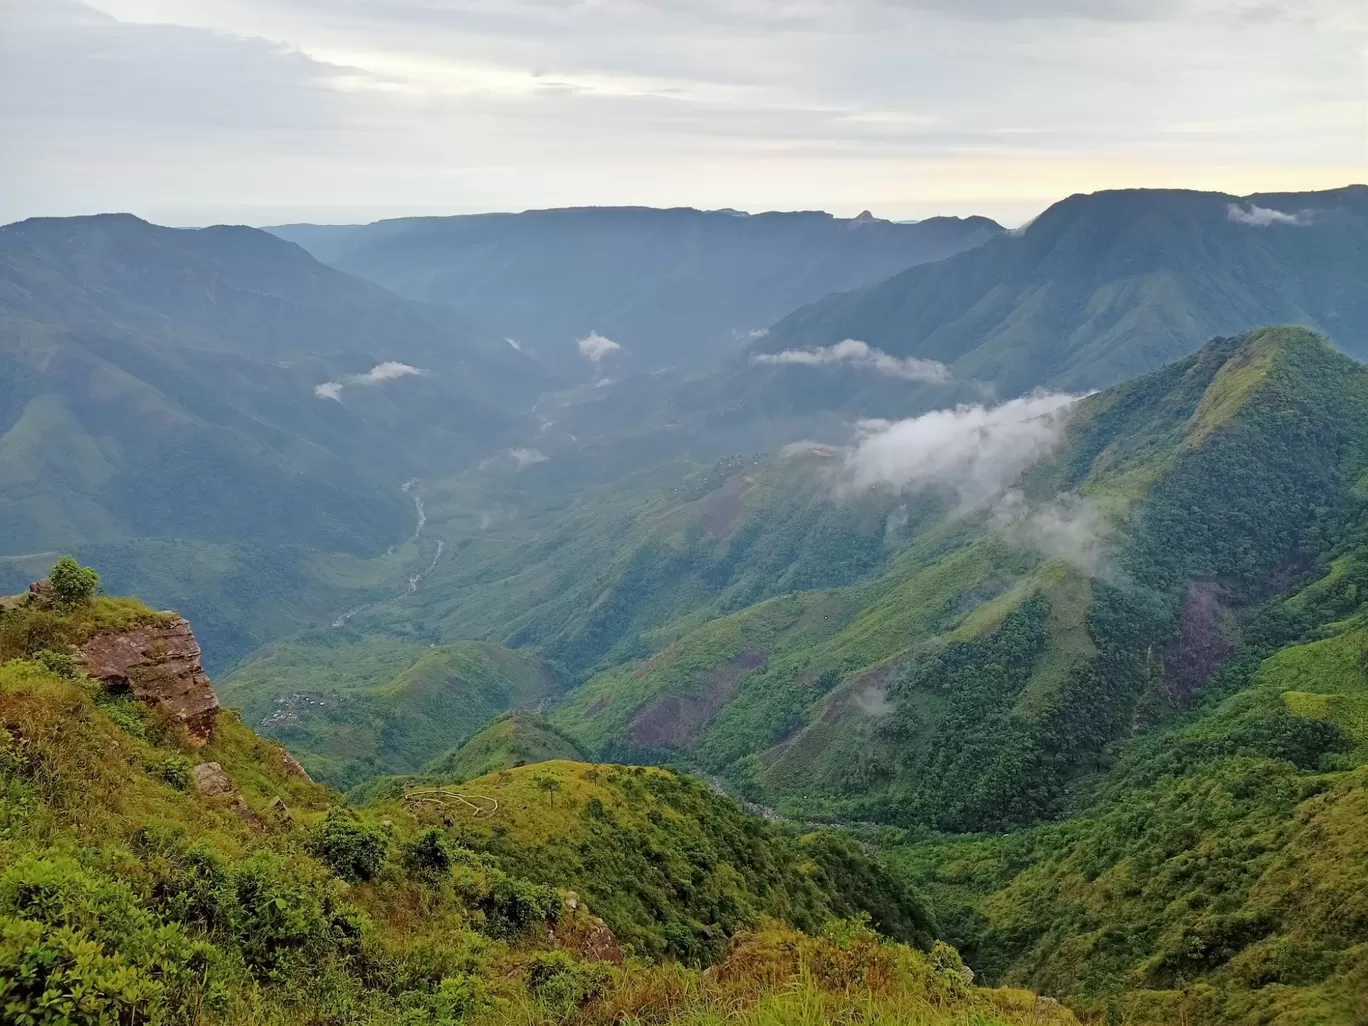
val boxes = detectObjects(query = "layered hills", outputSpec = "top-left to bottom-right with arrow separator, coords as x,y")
0,213 -> 551,665
269,206 -> 1003,376
749,186 -> 1368,410
543,186 -> 1368,463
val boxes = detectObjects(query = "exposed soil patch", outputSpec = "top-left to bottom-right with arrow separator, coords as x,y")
583,696 -> 610,719
632,643 -> 680,680
706,489 -> 745,537
627,650 -> 767,749
1165,581 -> 1237,702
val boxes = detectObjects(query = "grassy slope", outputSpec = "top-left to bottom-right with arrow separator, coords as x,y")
0,597 -> 1069,1026
894,612 -> 1368,1025
424,711 -> 590,779
221,638 -> 561,788
365,758 -> 940,962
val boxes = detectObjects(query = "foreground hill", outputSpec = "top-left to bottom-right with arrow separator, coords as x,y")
0,573 -> 1067,1025
269,206 -> 1002,375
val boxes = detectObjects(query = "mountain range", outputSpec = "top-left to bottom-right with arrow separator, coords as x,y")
5,184 -> 1368,1024
268,206 -> 1003,376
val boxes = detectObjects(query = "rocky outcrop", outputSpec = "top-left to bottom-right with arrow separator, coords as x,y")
553,893 -> 624,965
192,761 -> 233,797
192,762 -> 265,828
78,616 -> 221,745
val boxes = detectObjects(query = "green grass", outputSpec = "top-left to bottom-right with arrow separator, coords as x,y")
0,626 -> 1066,1026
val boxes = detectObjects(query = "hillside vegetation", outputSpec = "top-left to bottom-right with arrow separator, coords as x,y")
222,639 -> 562,788
0,574 -> 1069,1026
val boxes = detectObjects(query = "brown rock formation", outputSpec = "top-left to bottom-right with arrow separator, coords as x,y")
191,761 -> 233,797
275,747 -> 312,782
554,894 -> 624,965
78,617 -> 220,745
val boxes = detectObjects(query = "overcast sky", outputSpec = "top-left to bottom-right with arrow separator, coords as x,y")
2,0 -> 1364,226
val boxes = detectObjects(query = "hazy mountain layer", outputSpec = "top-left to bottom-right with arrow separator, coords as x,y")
269,206 -> 1003,376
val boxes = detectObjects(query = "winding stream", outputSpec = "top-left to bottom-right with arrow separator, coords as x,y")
330,481 -> 445,627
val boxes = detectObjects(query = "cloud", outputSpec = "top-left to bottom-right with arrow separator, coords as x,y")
840,391 -> 1079,505
510,447 -> 549,469
753,339 -> 951,383
505,337 -> 524,352
1227,203 -> 1310,226
315,361 -> 423,399
991,489 -> 1114,579
578,331 -> 623,363
854,684 -> 895,718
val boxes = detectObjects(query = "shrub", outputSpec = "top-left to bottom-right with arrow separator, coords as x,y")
48,557 -> 99,607
307,808 -> 390,882
158,756 -> 192,791
524,950 -> 613,1016
0,855 -> 222,1024
402,828 -> 455,883
33,649 -> 80,680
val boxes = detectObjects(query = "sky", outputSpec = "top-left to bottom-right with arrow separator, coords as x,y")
1,0 -> 1364,227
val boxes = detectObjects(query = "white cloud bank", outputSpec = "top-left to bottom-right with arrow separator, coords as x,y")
315,361 -> 423,400
842,391 -> 1079,505
578,331 -> 623,363
1227,203 -> 1310,227
839,391 -> 1123,577
753,339 -> 950,383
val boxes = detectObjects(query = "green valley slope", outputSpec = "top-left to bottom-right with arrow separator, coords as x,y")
546,327 -> 1368,829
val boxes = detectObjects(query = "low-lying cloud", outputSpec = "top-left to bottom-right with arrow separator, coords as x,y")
315,361 -> 423,400
753,339 -> 950,383
1227,203 -> 1310,227
578,331 -> 623,363
841,391 -> 1079,506
992,489 -> 1114,579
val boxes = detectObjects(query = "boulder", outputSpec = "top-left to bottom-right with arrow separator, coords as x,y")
276,747 -> 312,782
78,616 -> 220,745
192,761 -> 233,797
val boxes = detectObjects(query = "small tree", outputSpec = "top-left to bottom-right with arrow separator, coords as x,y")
49,556 -> 99,606
535,775 -> 563,809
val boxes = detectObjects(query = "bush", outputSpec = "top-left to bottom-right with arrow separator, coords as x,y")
524,950 -> 613,1016
307,808 -> 390,882
158,756 -> 192,791
48,557 -> 99,607
33,649 -> 80,680
0,854 -> 222,1024
402,828 -> 456,883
